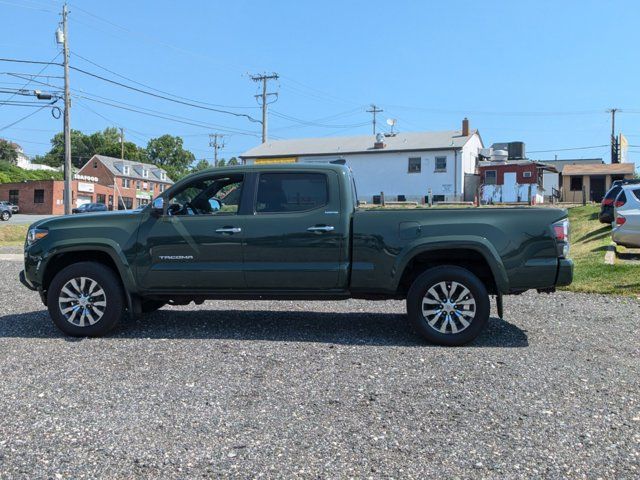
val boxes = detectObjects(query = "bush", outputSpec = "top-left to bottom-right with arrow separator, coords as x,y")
0,161 -> 63,183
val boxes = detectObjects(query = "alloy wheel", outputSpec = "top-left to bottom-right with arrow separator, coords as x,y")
58,277 -> 107,327
421,281 -> 476,334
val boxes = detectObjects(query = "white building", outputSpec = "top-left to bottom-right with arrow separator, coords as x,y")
2,140 -> 58,172
240,119 -> 483,203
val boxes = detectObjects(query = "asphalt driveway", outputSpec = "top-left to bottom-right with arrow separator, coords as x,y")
0,259 -> 638,478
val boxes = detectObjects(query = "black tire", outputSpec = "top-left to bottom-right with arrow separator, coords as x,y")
407,265 -> 490,346
47,261 -> 124,337
0,211 -> 10,221
141,300 -> 166,314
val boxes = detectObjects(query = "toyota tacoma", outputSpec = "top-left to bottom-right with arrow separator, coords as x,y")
20,164 -> 573,345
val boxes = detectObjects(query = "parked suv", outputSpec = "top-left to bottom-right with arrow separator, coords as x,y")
20,164 -> 573,345
599,179 -> 640,224
0,200 -> 19,214
612,185 -> 640,248
72,203 -> 108,214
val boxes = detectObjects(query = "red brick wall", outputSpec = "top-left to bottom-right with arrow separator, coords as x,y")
479,163 -> 539,185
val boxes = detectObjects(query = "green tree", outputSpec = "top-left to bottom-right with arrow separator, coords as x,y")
0,140 -> 18,164
227,157 -> 239,166
40,128 -> 146,168
191,159 -> 211,172
146,135 -> 195,180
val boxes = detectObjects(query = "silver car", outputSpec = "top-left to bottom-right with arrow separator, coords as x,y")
612,185 -> 640,248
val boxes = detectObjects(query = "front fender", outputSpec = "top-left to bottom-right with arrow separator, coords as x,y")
34,239 -> 137,293
390,235 -> 510,293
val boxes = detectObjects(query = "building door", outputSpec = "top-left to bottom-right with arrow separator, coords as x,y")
590,176 -> 606,202
503,172 -> 518,202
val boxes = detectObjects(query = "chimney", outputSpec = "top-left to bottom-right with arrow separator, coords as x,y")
462,117 -> 469,136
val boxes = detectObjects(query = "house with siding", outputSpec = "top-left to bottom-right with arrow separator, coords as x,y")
240,119 -> 483,203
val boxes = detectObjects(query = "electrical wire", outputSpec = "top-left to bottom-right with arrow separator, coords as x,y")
0,104 -> 50,132
70,51 -> 257,110
69,65 -> 261,123
0,52 -> 61,108
527,145 -> 609,153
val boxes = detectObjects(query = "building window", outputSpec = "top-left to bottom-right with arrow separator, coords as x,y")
118,196 -> 133,210
160,172 -> 166,181
122,178 -> 131,188
523,171 -> 532,178
96,194 -> 106,205
123,165 -> 130,175
33,189 -> 44,204
408,157 -> 421,173
93,161 -> 98,168
149,182 -> 154,191
433,195 -> 445,202
8,190 -> 18,204
159,184 -> 165,192
136,180 -> 141,189
570,176 -> 583,192
137,198 -> 150,208
485,170 -> 497,185
435,156 -> 447,172
142,169 -> 149,178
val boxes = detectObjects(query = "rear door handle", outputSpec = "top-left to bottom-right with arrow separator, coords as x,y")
307,225 -> 335,232
215,227 -> 242,234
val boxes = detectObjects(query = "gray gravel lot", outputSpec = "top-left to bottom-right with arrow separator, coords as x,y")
0,259 -> 638,478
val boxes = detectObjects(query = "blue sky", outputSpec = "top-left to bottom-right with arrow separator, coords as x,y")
1,0 -> 639,171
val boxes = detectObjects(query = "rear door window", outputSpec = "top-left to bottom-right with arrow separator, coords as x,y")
632,189 -> 640,201
255,173 -> 328,213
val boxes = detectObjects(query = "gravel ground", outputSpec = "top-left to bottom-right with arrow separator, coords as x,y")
0,259 -> 638,479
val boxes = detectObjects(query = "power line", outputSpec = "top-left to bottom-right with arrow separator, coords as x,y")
69,65 -> 261,123
0,57 -> 63,66
527,145 -> 609,154
0,52 -> 61,108
0,104 -> 50,132
70,51 -> 257,110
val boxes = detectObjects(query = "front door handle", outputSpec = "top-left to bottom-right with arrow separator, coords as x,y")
215,227 -> 242,234
307,225 -> 335,232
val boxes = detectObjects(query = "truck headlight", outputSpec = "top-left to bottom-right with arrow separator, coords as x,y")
26,228 -> 48,245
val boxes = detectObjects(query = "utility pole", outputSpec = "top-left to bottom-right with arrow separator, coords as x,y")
250,73 -> 279,143
608,108 -> 619,164
209,133 -> 225,167
61,2 -> 72,214
367,104 -> 383,135
119,127 -> 125,160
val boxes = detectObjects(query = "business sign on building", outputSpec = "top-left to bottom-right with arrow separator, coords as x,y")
78,182 -> 95,193
74,174 -> 98,182
254,157 -> 297,164
136,190 -> 153,200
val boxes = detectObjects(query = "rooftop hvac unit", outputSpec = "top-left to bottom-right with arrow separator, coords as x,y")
509,141 -> 526,160
491,150 -> 508,162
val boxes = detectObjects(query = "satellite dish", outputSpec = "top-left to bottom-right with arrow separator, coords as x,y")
386,118 -> 396,126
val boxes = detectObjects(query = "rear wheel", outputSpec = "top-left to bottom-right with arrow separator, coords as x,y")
1,211 -> 10,221
407,266 -> 490,346
48,262 -> 124,337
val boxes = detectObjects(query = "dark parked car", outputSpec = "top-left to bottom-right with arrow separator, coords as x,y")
72,203 -> 108,214
0,204 -> 11,221
21,164 -> 573,345
600,179 -> 640,224
0,200 -> 19,214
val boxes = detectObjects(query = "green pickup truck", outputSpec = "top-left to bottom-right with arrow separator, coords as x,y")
20,163 -> 573,345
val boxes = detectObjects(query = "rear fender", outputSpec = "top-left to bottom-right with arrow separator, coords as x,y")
391,235 -> 510,293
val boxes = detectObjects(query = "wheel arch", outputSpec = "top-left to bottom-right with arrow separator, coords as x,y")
41,245 -> 136,310
393,237 -> 509,295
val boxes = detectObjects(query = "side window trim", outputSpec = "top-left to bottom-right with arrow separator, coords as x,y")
253,171 -> 330,215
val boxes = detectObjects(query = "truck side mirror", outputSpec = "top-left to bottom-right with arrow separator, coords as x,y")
151,197 -> 164,216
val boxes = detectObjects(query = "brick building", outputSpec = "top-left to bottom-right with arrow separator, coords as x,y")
0,155 -> 173,214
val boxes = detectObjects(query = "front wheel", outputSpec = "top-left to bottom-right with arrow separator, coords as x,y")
0,211 -> 10,221
407,266 -> 490,346
48,261 -> 124,337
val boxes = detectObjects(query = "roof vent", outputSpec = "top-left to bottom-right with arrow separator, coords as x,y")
374,132 -> 385,149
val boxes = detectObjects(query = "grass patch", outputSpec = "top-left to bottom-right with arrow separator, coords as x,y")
562,205 -> 639,296
0,224 -> 28,246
